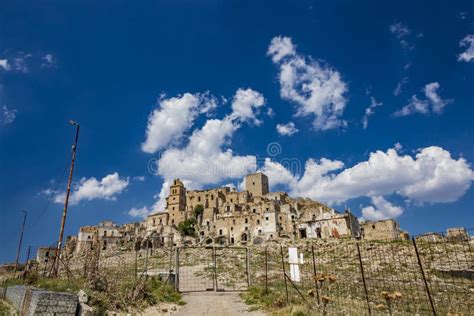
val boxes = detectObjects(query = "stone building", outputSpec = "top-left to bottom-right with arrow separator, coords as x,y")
416,232 -> 445,242
75,221 -> 124,254
361,219 -> 405,241
143,172 -> 362,246
36,247 -> 57,264
69,172 -> 397,254
446,227 -> 469,241
297,210 -> 360,239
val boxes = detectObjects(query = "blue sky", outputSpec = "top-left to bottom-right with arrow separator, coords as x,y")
1,0 -> 473,263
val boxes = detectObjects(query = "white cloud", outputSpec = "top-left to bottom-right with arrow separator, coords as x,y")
393,77 -> 408,96
361,196 -> 404,221
276,121 -> 299,136
424,82 -> 451,113
54,172 -> 129,205
150,88 -> 265,211
128,206 -> 151,219
133,175 -> 145,181
1,106 -> 17,124
229,88 -> 265,125
260,145 -> 474,205
41,53 -> 57,68
457,34 -> 474,62
389,22 -> 411,39
394,95 -> 429,116
0,59 -> 10,71
267,36 -> 296,63
13,55 -> 30,73
141,92 -> 217,153
394,82 -> 451,116
362,97 -> 382,129
268,36 -> 348,131
266,107 -> 275,118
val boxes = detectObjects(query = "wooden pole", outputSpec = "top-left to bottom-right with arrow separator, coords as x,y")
14,210 -> 27,275
53,121 -> 80,278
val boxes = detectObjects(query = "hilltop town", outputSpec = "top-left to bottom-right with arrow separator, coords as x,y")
33,172 -> 413,262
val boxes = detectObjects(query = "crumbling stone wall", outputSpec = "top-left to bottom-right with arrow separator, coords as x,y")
27,289 -> 78,315
5,285 -> 27,311
361,219 -> 401,240
4,285 -> 78,315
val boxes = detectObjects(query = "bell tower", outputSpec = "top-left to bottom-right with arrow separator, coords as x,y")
167,179 -> 186,224
245,172 -> 269,197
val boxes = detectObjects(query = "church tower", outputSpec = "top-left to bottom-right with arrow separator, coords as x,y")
167,179 -> 186,224
245,172 -> 269,197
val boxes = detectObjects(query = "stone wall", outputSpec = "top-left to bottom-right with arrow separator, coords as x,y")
28,289 -> 78,315
5,285 -> 27,311
4,285 -> 78,315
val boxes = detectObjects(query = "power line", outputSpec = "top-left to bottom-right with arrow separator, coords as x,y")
30,154 -> 70,228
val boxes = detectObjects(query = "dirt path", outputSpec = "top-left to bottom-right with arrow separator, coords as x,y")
175,292 -> 267,316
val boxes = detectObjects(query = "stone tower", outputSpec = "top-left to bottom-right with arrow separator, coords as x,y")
167,179 -> 186,224
245,172 -> 269,197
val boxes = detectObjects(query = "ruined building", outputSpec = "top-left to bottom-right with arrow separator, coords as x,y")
144,172 -> 360,247
54,172 -> 423,258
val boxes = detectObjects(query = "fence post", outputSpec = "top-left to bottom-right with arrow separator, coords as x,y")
175,247 -> 180,291
280,246 -> 289,303
246,247 -> 251,288
356,243 -> 371,316
213,247 -> 218,292
412,237 -> 436,315
134,248 -> 138,282
311,245 -> 320,305
265,246 -> 268,293
144,240 -> 149,280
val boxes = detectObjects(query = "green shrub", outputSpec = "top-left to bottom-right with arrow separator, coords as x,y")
194,204 -> 204,219
147,278 -> 185,305
0,299 -> 11,314
178,218 -> 197,237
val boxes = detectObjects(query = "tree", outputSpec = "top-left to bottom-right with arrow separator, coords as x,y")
178,218 -> 197,237
193,204 -> 204,220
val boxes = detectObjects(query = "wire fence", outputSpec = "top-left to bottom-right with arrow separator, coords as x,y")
249,229 -> 473,315
14,229 -> 472,315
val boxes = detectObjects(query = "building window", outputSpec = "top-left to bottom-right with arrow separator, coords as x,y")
245,218 -> 248,223
258,229 -> 262,235
253,208 -> 256,213
245,226 -> 248,231
219,229 -> 223,235
265,217 -> 269,221
257,219 -> 260,224
233,219 -> 236,224
198,197 -> 201,202
230,199 -> 233,202
252,182 -> 255,185
211,195 -> 214,200
159,219 -> 162,224
231,227 -> 233,231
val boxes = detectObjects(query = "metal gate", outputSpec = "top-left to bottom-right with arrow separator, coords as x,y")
177,246 -> 249,292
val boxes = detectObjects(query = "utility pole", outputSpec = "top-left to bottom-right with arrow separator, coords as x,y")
52,120 -> 80,278
14,210 -> 27,274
